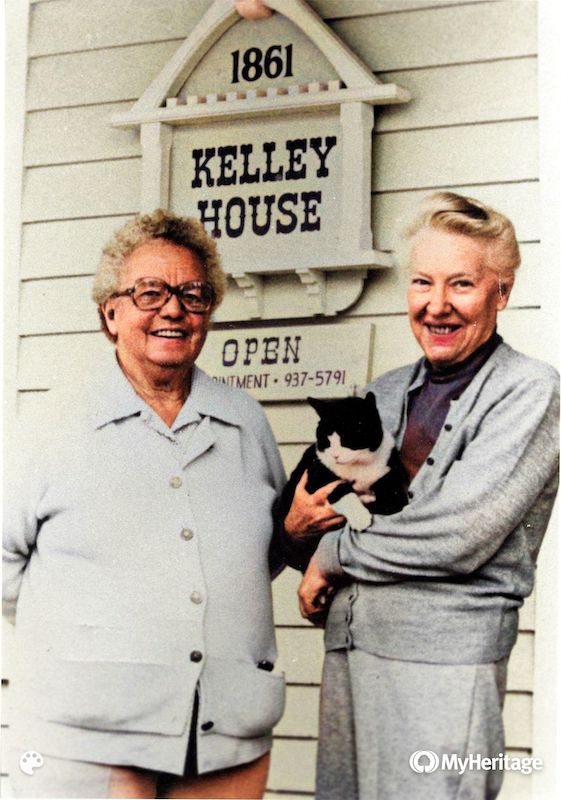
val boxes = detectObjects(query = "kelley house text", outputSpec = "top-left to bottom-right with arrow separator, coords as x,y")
191,136 -> 338,238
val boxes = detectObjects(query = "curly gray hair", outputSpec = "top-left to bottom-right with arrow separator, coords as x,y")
92,208 -> 227,307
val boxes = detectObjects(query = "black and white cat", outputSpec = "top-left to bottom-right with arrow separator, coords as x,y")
280,392 -> 409,531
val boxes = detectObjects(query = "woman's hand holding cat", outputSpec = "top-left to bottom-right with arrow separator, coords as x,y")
284,471 -> 346,539
298,557 -> 335,625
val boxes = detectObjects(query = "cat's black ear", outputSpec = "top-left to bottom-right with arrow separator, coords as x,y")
365,391 -> 378,411
308,397 -> 326,417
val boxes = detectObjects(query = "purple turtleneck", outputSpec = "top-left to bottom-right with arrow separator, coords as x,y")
400,331 -> 502,480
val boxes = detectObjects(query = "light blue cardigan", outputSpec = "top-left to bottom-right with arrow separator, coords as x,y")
316,343 -> 559,664
3,361 -> 286,775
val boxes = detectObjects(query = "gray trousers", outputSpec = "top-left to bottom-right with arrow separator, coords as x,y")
316,649 -> 507,800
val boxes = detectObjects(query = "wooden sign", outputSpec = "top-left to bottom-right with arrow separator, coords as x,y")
171,119 -> 341,271
112,0 -> 409,318
197,323 -> 375,401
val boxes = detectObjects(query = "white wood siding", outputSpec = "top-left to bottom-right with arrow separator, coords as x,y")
3,2 -> 550,799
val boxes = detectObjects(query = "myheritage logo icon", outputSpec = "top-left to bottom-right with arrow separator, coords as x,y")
409,750 -> 439,773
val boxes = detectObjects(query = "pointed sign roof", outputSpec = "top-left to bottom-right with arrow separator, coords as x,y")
112,0 -> 409,127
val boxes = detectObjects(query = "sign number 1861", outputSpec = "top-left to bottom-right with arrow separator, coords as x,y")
231,44 -> 294,83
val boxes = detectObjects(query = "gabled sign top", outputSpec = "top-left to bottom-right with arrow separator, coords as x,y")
112,0 -> 409,127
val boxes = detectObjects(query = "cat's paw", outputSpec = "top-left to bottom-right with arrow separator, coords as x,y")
330,493 -> 373,532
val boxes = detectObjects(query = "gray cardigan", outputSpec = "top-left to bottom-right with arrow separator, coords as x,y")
314,343 -> 559,664
3,362 -> 286,775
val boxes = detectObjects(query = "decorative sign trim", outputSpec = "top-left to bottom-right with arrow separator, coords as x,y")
112,81 -> 409,128
112,0 -> 408,121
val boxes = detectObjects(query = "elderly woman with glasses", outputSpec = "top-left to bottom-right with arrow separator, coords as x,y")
3,210 -> 286,799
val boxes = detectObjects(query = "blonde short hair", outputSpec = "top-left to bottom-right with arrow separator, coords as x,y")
92,209 -> 227,308
404,191 -> 520,286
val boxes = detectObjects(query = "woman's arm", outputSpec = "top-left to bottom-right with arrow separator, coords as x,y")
247,401 -> 292,578
273,468 -> 346,572
314,374 -> 559,583
3,435 -> 44,622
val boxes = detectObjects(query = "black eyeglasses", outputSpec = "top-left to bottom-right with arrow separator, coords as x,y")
110,278 -> 215,313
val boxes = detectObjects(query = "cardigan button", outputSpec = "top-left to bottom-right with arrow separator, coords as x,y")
407,490 -> 414,500
190,650 -> 203,663
181,528 -> 194,540
201,721 -> 214,731
444,424 -> 453,431
426,457 -> 435,466
190,591 -> 203,605
170,476 -> 183,489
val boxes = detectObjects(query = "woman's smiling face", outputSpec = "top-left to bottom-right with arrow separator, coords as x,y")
102,239 -> 211,377
407,228 -> 511,368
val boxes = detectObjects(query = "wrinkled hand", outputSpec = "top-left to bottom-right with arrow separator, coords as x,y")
297,558 -> 336,626
284,472 -> 346,539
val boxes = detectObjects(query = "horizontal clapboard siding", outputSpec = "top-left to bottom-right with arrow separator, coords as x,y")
27,0 -> 520,59
16,240 -> 539,336
268,740 -> 317,794
378,57 -> 538,131
20,117 -> 538,222
372,181 -> 540,249
22,160 -> 140,222
274,684 -> 533,749
330,3 -> 536,72
14,307 -> 540,393
20,215 -> 135,279
27,1 -> 536,67
25,3 -> 536,112
374,120 -> 538,191
24,102 -> 140,167
27,0 -> 215,56
26,41 -> 179,110
23,58 -> 538,168
19,181 -> 540,282
27,0 -> 492,11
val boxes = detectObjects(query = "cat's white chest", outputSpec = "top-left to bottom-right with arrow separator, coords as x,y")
318,430 -> 394,497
